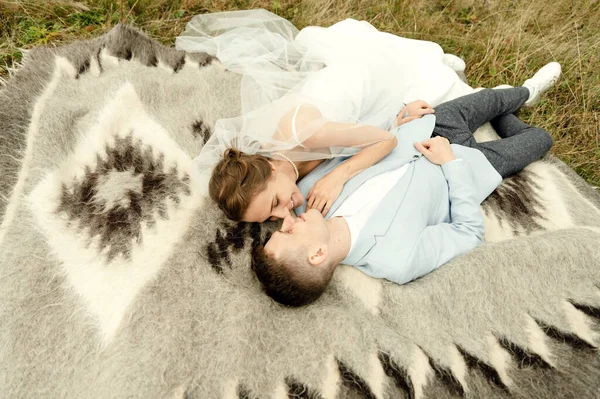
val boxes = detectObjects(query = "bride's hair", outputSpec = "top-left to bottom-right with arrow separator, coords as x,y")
209,148 -> 272,221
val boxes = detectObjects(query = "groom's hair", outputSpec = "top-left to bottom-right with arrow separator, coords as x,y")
251,244 -> 332,307
210,148 -> 272,221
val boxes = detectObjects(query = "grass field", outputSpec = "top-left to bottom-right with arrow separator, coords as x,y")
1,0 -> 598,185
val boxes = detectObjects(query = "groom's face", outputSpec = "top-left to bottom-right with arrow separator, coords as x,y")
243,170 -> 305,223
264,210 -> 329,259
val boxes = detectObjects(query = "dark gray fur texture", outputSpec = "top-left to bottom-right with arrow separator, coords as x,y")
1,25 -> 600,399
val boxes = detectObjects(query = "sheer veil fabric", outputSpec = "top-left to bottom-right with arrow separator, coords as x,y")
176,9 -> 460,194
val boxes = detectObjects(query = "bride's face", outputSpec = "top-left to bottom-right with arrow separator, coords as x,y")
242,170 -> 304,223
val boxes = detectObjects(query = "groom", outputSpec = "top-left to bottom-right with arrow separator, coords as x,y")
251,65 -> 560,307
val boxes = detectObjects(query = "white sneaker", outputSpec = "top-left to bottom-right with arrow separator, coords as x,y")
522,62 -> 561,106
442,54 -> 466,72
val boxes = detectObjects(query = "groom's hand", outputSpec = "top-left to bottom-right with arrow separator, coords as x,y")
414,136 -> 456,165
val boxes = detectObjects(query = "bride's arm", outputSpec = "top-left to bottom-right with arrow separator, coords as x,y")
306,120 -> 398,178
289,106 -> 398,214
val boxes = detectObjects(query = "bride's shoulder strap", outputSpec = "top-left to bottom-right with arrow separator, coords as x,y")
275,104 -> 326,148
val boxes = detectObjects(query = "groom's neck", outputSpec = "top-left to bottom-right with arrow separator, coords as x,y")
326,216 -> 351,265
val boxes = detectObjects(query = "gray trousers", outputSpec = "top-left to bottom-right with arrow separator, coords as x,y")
432,87 -> 553,177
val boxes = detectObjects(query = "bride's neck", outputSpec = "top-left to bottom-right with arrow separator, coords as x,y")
296,160 -> 324,180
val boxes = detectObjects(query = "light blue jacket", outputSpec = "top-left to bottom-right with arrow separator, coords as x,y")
294,115 -> 502,284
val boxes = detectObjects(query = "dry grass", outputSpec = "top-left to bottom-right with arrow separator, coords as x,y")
1,0 -> 598,185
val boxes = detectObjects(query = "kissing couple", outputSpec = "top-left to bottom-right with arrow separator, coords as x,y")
180,11 -> 560,307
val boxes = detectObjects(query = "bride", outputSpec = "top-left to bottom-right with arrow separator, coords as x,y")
176,9 -> 466,222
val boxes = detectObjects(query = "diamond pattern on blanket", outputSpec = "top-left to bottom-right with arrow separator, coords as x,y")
56,133 -> 190,262
28,81 -> 199,343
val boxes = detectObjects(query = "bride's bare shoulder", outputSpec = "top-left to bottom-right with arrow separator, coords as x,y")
274,104 -> 325,143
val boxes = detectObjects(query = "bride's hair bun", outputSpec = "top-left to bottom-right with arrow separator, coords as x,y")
224,148 -> 243,160
217,148 -> 244,173
210,147 -> 272,221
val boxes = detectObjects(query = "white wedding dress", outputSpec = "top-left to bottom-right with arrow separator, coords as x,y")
175,9 -> 464,192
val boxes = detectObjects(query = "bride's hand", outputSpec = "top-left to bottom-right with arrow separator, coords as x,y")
395,100 -> 435,127
306,171 -> 345,216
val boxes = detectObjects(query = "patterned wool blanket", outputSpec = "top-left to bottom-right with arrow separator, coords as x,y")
1,25 -> 600,399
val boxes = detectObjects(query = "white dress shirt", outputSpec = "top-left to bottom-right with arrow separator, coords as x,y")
331,163 -> 410,252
